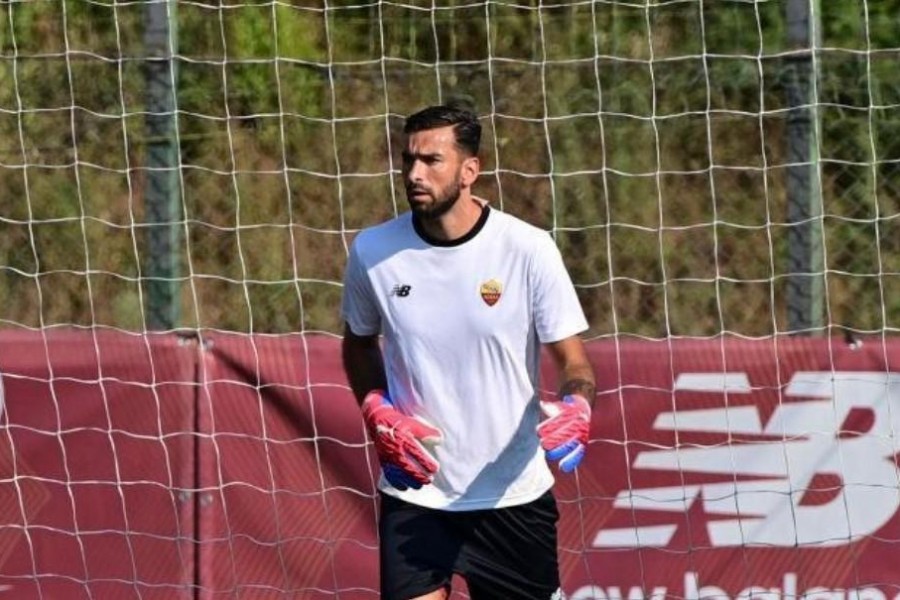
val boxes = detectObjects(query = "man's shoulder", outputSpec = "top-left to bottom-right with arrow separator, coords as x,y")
353,212 -> 413,248
487,206 -> 554,247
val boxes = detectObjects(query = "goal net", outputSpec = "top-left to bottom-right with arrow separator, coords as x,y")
0,0 -> 899,598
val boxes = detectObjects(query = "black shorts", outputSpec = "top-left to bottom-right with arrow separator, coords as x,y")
378,491 -> 561,600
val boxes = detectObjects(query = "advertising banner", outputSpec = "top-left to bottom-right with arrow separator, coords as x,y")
1,331 -> 899,599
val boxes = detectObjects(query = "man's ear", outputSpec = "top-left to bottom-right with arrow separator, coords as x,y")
460,155 -> 480,188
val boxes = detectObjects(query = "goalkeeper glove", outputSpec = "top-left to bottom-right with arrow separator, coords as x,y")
537,394 -> 591,473
361,390 -> 442,491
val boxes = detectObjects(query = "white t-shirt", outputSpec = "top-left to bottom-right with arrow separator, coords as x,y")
341,202 -> 588,510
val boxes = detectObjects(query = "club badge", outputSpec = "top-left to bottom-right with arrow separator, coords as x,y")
479,279 -> 502,307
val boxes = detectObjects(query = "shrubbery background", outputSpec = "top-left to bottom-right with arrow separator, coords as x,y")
0,1 -> 898,337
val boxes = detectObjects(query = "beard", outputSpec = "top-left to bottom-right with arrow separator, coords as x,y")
406,177 -> 462,220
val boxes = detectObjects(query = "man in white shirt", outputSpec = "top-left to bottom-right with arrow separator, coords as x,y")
341,103 -> 596,600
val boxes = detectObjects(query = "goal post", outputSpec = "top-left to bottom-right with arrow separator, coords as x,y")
1,0 -> 900,598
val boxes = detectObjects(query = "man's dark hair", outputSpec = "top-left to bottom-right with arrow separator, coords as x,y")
404,103 -> 481,157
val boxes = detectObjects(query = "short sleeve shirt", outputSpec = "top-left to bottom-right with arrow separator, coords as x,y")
341,204 -> 588,510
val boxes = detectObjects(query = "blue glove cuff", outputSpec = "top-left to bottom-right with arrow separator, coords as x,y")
383,463 -> 423,490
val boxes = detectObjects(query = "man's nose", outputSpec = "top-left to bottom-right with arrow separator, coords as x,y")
406,161 -> 424,182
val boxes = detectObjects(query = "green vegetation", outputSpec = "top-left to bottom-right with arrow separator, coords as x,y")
0,0 -> 898,338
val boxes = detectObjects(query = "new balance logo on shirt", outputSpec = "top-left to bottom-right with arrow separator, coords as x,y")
391,284 -> 412,297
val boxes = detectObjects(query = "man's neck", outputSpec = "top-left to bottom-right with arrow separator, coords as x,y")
416,194 -> 485,242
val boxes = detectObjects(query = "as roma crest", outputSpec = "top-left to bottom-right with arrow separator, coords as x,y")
479,279 -> 503,307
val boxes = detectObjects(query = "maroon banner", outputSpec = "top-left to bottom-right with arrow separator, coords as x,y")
559,337 -> 900,600
0,330 -> 197,600
1,331 -> 900,599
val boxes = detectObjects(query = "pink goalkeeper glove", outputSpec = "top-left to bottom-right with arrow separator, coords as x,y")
361,390 -> 442,491
537,394 -> 591,473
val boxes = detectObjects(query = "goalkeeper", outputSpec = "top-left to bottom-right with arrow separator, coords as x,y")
341,103 -> 595,600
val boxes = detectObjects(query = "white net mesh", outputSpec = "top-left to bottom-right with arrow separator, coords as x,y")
1,0 -> 900,598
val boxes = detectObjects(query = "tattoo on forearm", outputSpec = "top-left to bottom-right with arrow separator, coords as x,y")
559,378 -> 596,400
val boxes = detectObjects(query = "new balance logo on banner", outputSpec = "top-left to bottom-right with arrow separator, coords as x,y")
594,371 -> 900,548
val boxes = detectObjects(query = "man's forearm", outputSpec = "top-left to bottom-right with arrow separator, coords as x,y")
559,370 -> 597,406
545,336 -> 597,406
558,369 -> 596,405
342,330 -> 388,404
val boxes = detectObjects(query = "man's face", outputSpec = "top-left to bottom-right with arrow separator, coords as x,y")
401,125 -> 470,219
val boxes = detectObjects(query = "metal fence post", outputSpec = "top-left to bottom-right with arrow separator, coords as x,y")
144,0 -> 181,330
785,0 -> 824,334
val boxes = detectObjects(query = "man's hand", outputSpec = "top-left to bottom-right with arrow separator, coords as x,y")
361,390 -> 442,490
537,394 -> 591,473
